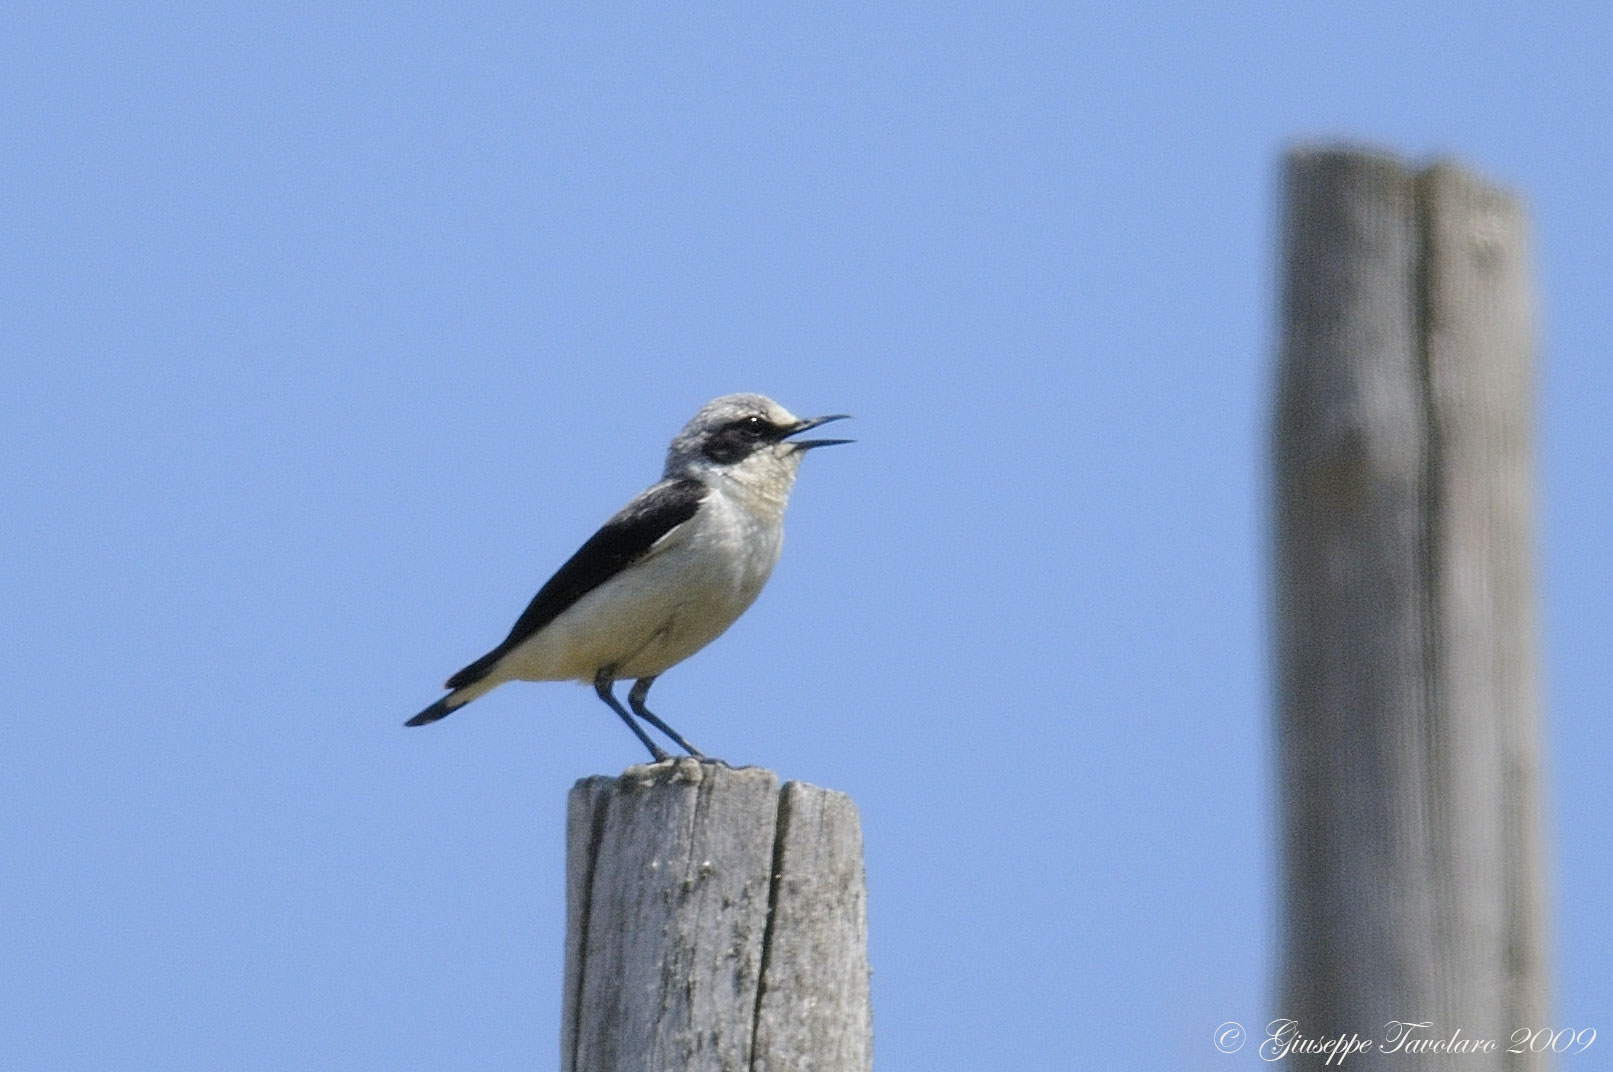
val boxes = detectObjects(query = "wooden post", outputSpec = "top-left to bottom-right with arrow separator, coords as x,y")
562,759 -> 872,1072
1273,147 -> 1550,1069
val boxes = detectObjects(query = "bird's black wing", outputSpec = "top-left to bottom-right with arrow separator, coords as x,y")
443,478 -> 707,690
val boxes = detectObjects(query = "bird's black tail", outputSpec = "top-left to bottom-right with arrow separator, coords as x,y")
405,695 -> 458,727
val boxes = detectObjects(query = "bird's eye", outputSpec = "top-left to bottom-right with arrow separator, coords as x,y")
738,415 -> 768,437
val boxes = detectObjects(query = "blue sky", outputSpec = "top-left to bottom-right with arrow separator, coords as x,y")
4,4 -> 1609,1069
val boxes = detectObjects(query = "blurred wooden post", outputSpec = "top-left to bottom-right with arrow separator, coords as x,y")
1273,146 -> 1549,1070
562,759 -> 872,1072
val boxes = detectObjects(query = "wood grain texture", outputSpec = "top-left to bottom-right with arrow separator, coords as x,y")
1420,162 -> 1550,1062
750,782 -> 872,1072
1275,147 -> 1438,1049
563,761 -> 872,1072
562,776 -> 615,1071
1273,146 -> 1548,1071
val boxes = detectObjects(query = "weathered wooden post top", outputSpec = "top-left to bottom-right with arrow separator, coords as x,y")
1273,145 -> 1549,1070
562,759 -> 872,1072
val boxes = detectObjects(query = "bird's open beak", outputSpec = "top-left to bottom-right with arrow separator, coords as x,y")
784,413 -> 853,450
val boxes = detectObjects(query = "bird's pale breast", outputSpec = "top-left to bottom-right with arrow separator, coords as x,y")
496,489 -> 783,683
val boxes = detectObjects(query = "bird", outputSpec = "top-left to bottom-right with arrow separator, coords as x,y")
405,393 -> 851,761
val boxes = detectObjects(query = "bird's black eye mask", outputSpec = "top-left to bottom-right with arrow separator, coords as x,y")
701,415 -> 786,464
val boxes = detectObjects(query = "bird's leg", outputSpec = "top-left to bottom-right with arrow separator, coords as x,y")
628,676 -> 708,760
594,671 -> 669,762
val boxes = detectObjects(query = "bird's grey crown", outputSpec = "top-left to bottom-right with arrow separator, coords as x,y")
663,393 -> 802,476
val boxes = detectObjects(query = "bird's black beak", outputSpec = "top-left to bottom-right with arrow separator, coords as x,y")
784,413 -> 853,450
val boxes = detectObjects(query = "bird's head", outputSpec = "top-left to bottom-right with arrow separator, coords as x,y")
664,394 -> 851,491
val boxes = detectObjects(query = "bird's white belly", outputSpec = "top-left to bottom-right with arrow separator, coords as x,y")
500,505 -> 782,683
